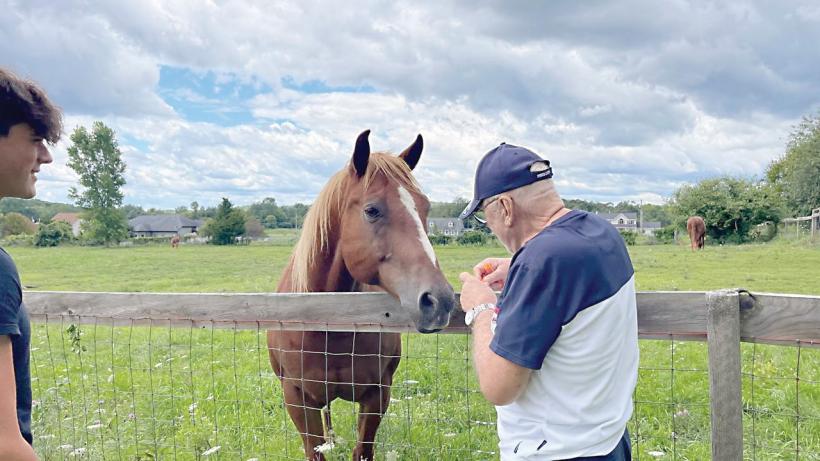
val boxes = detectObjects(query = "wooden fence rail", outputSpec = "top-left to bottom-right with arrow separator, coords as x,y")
781,206 -> 820,241
23,289 -> 820,460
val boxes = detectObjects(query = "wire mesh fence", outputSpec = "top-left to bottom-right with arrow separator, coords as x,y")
24,290 -> 820,460
29,317 -> 499,460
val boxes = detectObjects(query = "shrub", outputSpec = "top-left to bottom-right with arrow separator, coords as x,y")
428,234 -> 452,245
34,221 -> 74,247
1,212 -> 36,237
457,230 -> 488,246
654,226 -> 677,244
619,229 -> 637,246
2,234 -> 34,246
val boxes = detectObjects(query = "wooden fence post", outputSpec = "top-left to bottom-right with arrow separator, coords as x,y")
706,289 -> 743,460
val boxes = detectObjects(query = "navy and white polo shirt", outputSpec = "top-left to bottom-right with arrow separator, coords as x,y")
490,210 -> 639,460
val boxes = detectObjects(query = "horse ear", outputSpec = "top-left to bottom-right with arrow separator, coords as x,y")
399,134 -> 423,170
352,129 -> 371,177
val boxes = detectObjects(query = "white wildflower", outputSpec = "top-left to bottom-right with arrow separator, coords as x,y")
87,423 -> 104,430
314,441 -> 335,453
202,446 -> 221,456
648,451 -> 665,457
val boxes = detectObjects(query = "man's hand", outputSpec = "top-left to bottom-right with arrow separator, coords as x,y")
458,272 -> 497,312
472,257 -> 511,291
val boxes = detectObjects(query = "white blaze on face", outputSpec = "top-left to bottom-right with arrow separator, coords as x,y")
397,186 -> 437,266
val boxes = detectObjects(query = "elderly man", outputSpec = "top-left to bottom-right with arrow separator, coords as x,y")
458,143 -> 638,460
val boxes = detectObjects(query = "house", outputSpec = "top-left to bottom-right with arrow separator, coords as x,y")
427,218 -> 465,237
598,212 -> 639,231
129,214 -> 204,238
51,212 -> 83,237
596,212 -> 662,235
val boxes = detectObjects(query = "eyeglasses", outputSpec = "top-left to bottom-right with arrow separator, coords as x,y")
473,196 -> 501,225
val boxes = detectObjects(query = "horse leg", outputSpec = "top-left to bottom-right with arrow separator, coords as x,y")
352,386 -> 391,461
282,382 -> 328,461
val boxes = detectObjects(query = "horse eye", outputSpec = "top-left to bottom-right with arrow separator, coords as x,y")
364,206 -> 382,221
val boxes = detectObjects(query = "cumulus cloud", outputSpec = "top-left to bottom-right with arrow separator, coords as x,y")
6,0 -> 819,208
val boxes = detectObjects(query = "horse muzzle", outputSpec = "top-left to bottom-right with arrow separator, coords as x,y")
413,286 -> 456,333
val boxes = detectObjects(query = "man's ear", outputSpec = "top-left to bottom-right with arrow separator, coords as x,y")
500,196 -> 514,226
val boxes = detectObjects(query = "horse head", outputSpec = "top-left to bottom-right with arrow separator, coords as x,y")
339,130 -> 455,332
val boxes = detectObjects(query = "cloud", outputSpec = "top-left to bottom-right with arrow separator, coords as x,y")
6,0 -> 820,209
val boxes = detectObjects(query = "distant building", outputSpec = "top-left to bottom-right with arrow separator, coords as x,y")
596,212 -> 662,235
640,221 -> 663,236
51,212 -> 83,237
598,212 -> 639,231
427,218 -> 465,237
129,214 -> 204,238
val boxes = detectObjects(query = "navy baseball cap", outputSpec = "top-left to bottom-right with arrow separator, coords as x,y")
459,143 -> 553,220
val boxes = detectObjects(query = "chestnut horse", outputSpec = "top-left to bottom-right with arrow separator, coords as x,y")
686,216 -> 705,251
268,130 -> 456,461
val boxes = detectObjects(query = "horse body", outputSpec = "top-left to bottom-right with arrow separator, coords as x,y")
268,131 -> 455,461
686,216 -> 705,251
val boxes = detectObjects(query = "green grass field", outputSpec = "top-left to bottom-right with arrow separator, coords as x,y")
7,238 -> 820,460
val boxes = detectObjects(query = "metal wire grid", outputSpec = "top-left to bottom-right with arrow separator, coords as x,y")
29,317 -> 818,460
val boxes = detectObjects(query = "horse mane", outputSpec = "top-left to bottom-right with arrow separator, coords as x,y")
290,152 -> 422,292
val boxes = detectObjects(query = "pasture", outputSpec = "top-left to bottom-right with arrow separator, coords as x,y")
8,238 -> 820,460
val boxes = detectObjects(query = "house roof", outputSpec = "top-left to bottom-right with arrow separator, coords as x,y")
51,212 -> 81,224
642,221 -> 663,229
598,212 -> 638,220
129,215 -> 204,233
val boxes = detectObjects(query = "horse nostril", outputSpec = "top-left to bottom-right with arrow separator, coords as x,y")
419,291 -> 437,311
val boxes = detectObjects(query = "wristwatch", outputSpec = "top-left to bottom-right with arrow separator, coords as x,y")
465,303 -> 496,326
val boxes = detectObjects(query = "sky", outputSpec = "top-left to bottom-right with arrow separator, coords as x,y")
4,0 -> 819,209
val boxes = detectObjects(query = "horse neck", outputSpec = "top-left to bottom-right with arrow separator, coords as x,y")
279,228 -> 357,293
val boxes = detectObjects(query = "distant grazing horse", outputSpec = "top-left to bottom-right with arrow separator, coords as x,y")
170,234 -> 180,249
268,130 -> 456,461
687,216 -> 705,251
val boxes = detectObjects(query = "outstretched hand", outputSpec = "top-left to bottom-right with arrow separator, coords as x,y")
458,272 -> 497,312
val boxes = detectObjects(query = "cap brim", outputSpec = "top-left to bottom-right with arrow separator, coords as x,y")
459,199 -> 481,220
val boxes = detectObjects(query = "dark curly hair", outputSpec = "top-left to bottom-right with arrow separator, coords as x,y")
1,68 -> 63,144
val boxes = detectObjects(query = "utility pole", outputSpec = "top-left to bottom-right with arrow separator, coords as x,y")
639,200 -> 644,231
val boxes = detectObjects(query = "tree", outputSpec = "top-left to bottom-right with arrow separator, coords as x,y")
120,204 -> 146,220
244,217 -> 265,238
429,198 -> 470,218
206,198 -> 246,245
249,197 -> 282,228
766,114 -> 820,216
671,177 -> 783,243
190,201 -> 200,219
67,122 -> 129,245
0,212 -> 36,237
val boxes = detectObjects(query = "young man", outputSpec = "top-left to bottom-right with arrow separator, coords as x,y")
1,67 -> 62,461
458,143 -> 638,460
